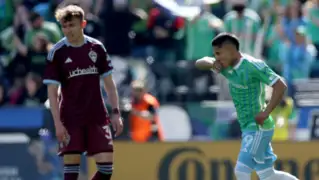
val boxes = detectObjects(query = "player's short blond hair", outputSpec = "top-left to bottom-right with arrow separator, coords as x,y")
55,5 -> 84,22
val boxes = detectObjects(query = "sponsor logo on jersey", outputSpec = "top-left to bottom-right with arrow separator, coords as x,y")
68,66 -> 98,78
229,81 -> 248,89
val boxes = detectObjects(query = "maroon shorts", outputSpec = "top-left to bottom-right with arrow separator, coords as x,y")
58,121 -> 113,156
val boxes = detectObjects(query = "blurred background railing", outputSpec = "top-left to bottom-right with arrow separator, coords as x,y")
1,0 -> 319,179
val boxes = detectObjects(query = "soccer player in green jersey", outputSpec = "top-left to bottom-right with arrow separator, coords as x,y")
195,33 -> 298,180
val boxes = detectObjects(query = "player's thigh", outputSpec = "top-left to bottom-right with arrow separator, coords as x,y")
255,161 -> 276,180
250,130 -> 276,164
63,154 -> 82,165
86,122 -> 114,158
255,142 -> 277,171
238,130 -> 276,165
255,144 -> 277,179
93,152 -> 113,163
237,132 -> 256,169
59,126 -> 86,157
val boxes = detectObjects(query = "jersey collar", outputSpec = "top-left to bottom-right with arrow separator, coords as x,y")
65,36 -> 88,47
233,56 -> 244,70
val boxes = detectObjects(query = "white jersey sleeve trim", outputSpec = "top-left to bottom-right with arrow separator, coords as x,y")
268,76 -> 280,87
100,70 -> 113,78
43,79 -> 61,85
85,35 -> 106,52
47,38 -> 66,61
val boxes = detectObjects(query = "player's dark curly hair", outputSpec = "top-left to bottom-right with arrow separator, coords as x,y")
211,33 -> 240,50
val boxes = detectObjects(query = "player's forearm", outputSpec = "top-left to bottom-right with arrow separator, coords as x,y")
195,57 -> 215,70
195,57 -> 222,73
47,86 -> 61,125
50,99 -> 61,124
103,76 -> 120,109
264,80 -> 287,115
107,89 -> 119,110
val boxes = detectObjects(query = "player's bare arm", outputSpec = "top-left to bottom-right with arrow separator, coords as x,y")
47,84 -> 69,145
265,79 -> 287,115
255,79 -> 287,125
103,75 -> 123,137
195,56 -> 222,72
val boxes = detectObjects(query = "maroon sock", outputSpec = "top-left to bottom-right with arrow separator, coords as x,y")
91,171 -> 112,180
64,173 -> 79,180
91,162 -> 113,180
64,164 -> 79,180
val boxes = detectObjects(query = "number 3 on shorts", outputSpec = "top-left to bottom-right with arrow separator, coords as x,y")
102,125 -> 112,139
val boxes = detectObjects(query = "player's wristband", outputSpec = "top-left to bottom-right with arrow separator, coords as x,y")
112,108 -> 120,114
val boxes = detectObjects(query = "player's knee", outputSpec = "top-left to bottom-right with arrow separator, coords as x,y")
234,162 -> 253,180
256,167 -> 275,180
93,152 -> 113,163
63,154 -> 81,175
235,161 -> 253,174
63,154 -> 82,164
96,162 -> 113,175
234,170 -> 251,180
94,152 -> 114,175
264,170 -> 299,180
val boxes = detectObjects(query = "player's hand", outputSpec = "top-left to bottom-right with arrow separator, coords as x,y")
255,111 -> 269,125
111,114 -> 123,137
54,121 -> 69,147
195,57 -> 222,72
212,61 -> 222,73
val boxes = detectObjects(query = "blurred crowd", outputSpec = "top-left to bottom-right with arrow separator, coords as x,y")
0,0 -> 318,107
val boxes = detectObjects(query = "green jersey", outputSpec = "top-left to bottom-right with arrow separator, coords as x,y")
220,54 -> 279,131
223,9 -> 261,55
185,12 -> 223,60
307,7 -> 319,43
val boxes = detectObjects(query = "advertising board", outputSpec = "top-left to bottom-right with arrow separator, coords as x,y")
88,142 -> 319,180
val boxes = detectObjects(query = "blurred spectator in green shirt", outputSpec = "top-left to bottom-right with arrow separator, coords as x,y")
0,0 -> 12,32
185,4 -> 224,61
305,0 -> 319,59
223,0 -> 261,55
24,12 -> 62,48
250,0 -> 289,12
265,7 -> 286,72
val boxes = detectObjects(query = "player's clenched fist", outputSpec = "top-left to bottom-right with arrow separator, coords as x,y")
111,114 -> 123,137
255,111 -> 269,125
195,56 -> 222,73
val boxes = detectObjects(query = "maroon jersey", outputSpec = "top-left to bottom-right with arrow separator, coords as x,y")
43,36 -> 113,127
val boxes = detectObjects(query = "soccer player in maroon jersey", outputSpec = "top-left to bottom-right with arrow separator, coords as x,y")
43,5 -> 123,180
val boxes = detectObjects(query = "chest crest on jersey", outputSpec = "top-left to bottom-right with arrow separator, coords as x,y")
89,50 -> 97,63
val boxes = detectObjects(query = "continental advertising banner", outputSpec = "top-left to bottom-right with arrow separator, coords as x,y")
88,142 -> 319,180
